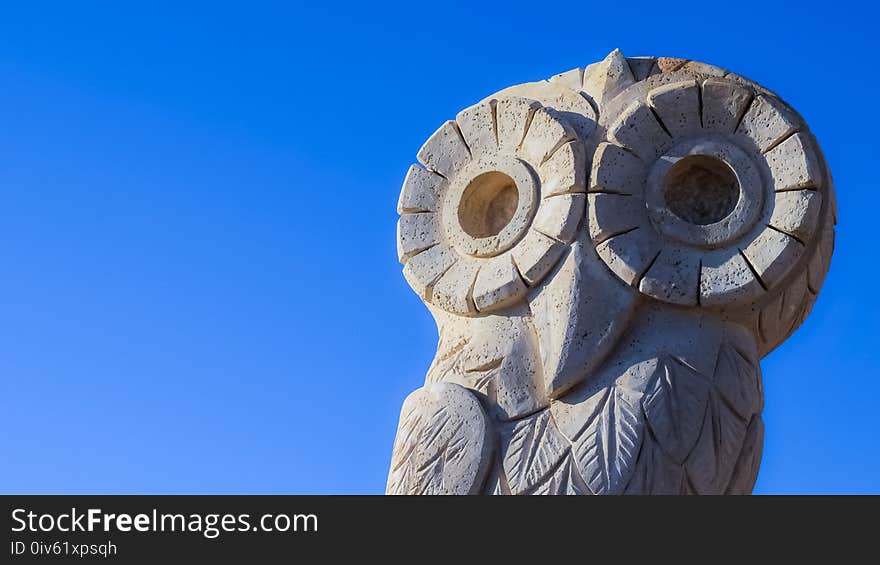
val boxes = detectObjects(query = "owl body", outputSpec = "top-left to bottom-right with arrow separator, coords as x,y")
388,50 -> 834,495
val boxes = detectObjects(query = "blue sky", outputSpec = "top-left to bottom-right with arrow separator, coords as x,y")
0,2 -> 876,494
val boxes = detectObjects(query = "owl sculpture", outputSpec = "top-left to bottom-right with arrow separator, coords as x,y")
388,50 -> 836,495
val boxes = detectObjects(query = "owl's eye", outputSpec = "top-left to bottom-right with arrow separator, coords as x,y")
641,136 -> 764,251
440,153 -> 539,259
590,79 -> 826,311
663,155 -> 739,226
396,97 -> 587,316
458,171 -> 519,239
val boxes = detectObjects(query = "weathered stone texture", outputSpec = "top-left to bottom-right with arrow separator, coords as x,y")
388,50 -> 836,495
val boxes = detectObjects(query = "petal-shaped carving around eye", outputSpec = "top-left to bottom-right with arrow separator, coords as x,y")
484,80 -> 597,142
766,132 -> 822,191
456,101 -> 497,158
588,193 -> 647,243
402,244 -> 457,301
607,100 -> 671,161
770,190 -> 822,242
518,107 -> 574,165
538,141 -> 586,197
647,79 -> 701,137
396,213 -> 439,263
431,259 -> 480,315
699,248 -> 765,307
595,227 -> 662,286
590,143 -> 646,196
741,229 -> 804,291
638,247 -> 701,306
701,78 -> 752,133
511,229 -> 564,287
532,194 -> 585,243
495,97 -> 541,153
471,254 -> 527,313
398,164 -> 446,214
417,120 -> 472,179
736,95 -> 799,152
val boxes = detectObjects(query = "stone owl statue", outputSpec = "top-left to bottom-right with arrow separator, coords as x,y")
387,49 -> 836,495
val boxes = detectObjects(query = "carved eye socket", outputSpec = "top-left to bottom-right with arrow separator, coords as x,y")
663,155 -> 739,226
458,171 -> 519,238
591,79 -> 827,310
397,97 -> 586,316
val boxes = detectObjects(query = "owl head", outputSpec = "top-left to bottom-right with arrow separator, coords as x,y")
395,49 -> 836,423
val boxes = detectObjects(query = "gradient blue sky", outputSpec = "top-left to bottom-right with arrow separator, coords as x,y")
1,2 -> 876,494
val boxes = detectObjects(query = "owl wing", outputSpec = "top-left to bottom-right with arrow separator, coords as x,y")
386,382 -> 494,495
626,324 -> 765,494
488,313 -> 765,495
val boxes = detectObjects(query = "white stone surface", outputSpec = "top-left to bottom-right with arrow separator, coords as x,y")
647,79 -> 701,137
582,48 -> 635,106
389,50 -> 837,495
701,78 -> 752,133
387,382 -> 494,495
399,97 -> 586,316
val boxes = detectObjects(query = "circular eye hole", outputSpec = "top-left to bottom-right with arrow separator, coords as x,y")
458,171 -> 519,238
664,155 -> 739,225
